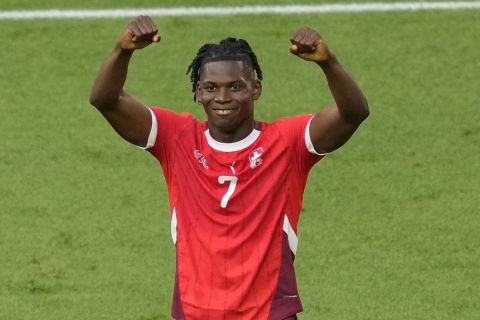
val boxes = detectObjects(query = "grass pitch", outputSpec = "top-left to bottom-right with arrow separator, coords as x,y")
1,1 -> 479,319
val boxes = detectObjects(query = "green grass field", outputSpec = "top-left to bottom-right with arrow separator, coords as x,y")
0,0 -> 458,10
1,1 -> 479,319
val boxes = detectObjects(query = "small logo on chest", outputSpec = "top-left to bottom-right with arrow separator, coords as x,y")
249,147 -> 264,169
193,150 -> 209,170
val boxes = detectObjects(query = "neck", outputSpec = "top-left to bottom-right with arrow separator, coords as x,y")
208,121 -> 256,143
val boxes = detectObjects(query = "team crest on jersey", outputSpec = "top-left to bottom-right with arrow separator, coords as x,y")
193,150 -> 209,170
249,147 -> 264,169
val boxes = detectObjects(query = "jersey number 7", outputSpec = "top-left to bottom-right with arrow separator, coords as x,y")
218,176 -> 238,208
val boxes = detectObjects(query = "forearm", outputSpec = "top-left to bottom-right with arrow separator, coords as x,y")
90,45 -> 134,111
318,55 -> 369,123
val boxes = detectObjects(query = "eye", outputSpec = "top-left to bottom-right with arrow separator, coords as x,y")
231,83 -> 241,90
204,84 -> 215,92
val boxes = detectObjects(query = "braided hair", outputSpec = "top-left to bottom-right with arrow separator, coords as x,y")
186,37 -> 263,101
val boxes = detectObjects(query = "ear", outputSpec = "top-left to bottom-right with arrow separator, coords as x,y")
252,80 -> 262,100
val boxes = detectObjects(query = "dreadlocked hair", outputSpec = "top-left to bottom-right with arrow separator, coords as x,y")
186,37 -> 263,101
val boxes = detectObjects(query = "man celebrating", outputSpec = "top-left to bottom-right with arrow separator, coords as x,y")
90,15 -> 368,320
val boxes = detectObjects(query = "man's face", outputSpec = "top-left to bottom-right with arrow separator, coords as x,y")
196,60 -> 261,141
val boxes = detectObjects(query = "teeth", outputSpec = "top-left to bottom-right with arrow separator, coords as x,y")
214,109 -> 235,115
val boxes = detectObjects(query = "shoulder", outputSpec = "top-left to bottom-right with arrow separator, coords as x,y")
264,114 -> 316,139
150,106 -> 203,134
146,107 -> 202,156
267,114 -> 325,158
150,106 -> 196,122
271,114 -> 315,128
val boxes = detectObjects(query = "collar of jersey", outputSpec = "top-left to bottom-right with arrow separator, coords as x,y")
205,128 -> 261,152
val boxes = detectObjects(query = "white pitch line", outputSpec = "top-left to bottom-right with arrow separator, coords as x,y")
1,2 -> 480,20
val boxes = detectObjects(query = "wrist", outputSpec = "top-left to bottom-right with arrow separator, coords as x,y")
316,53 -> 338,68
114,43 -> 135,56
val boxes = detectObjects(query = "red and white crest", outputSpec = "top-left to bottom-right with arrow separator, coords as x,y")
249,147 -> 264,169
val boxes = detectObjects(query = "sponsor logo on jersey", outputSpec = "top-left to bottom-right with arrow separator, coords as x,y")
249,147 -> 263,169
229,161 -> 236,174
193,150 -> 209,169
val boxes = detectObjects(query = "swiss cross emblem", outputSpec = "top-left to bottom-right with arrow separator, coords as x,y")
249,147 -> 264,169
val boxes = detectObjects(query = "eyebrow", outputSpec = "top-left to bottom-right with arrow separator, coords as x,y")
201,80 -> 245,85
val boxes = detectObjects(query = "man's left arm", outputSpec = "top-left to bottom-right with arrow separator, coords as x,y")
290,27 -> 370,154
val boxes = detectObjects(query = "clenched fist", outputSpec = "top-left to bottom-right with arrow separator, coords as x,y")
290,27 -> 332,63
118,15 -> 160,50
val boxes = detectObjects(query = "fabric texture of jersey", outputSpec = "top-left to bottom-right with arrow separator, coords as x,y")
147,107 -> 324,320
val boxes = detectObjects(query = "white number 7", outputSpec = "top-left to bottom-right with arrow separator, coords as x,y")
218,176 -> 238,208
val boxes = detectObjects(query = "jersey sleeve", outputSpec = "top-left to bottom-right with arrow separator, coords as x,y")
274,114 -> 326,173
145,107 -> 192,163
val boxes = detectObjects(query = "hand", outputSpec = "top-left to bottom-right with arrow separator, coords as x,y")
118,15 -> 160,50
289,27 -> 332,63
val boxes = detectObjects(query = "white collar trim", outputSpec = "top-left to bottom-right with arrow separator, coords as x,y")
205,128 -> 260,152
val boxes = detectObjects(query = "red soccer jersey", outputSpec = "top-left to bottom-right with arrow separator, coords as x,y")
146,107 -> 324,320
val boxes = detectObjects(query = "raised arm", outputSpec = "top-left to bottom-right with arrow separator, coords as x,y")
290,27 -> 369,154
90,16 -> 160,147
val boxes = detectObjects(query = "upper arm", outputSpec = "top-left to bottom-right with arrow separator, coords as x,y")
98,91 -> 152,148
309,104 -> 361,154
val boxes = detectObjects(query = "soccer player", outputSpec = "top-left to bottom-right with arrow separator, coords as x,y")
90,15 -> 369,320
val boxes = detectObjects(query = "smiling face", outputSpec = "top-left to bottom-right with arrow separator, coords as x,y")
196,60 -> 262,143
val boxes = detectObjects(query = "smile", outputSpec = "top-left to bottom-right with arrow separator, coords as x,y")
212,108 -> 238,116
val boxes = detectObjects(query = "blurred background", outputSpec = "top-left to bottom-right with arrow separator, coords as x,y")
0,1 -> 479,319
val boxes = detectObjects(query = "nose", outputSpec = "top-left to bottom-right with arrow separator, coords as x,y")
214,87 -> 231,103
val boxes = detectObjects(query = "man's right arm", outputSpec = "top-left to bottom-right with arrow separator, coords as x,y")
89,16 -> 160,147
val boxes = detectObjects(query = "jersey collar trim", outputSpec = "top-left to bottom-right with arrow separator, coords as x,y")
205,128 -> 260,152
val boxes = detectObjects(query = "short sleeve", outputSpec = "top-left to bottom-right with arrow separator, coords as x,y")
146,107 -> 193,163
274,114 -> 325,173
136,108 -> 158,150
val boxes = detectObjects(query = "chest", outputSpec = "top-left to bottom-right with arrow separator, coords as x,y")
174,128 -> 292,180
165,129 -> 294,212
